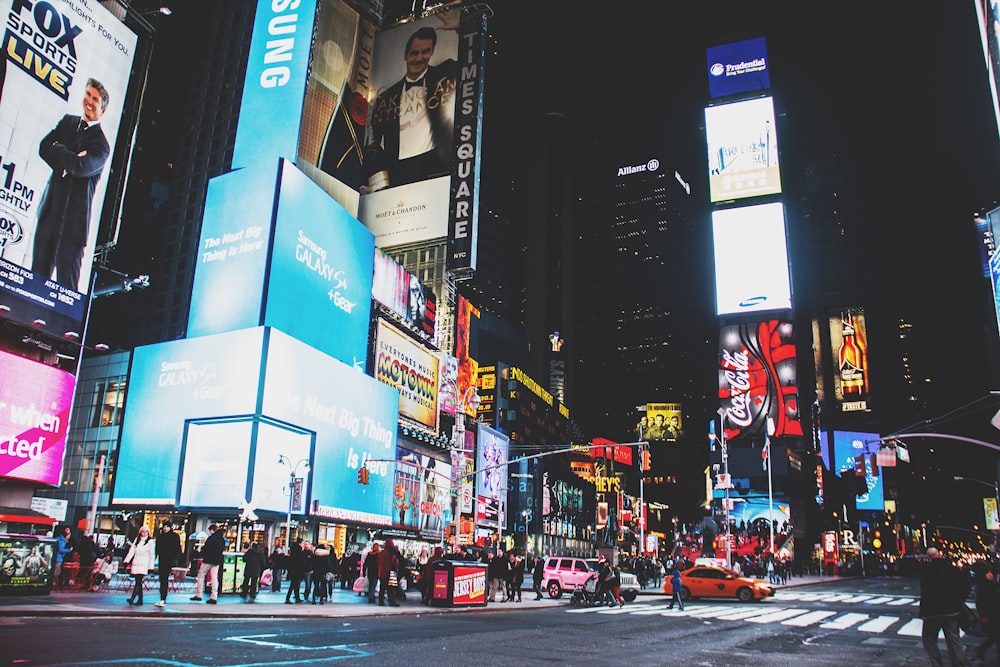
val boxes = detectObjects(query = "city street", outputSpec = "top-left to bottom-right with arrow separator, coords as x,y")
0,576 -> 964,666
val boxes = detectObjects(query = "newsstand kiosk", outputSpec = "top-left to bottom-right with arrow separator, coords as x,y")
430,559 -> 488,607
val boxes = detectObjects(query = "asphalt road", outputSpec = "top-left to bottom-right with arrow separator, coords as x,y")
0,577 -> 971,666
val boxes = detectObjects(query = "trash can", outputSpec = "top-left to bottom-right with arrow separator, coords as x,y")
429,559 -> 488,607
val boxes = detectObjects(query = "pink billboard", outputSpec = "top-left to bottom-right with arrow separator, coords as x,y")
0,351 -> 74,485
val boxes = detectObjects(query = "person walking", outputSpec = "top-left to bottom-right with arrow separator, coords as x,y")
54,526 -> 73,588
976,563 -> 1000,664
191,524 -> 225,604
268,542 -> 286,593
667,567 -> 685,611
123,526 -> 155,606
240,541 -> 267,602
919,546 -> 970,666
310,544 -> 331,604
377,539 -> 401,607
363,543 -> 380,603
508,552 -> 525,602
154,521 -> 182,607
284,538 -> 307,604
532,556 -> 545,600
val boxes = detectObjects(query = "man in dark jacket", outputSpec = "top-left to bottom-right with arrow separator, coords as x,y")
919,546 -> 971,666
363,544 -> 380,603
155,522 -> 182,607
284,539 -> 307,604
192,524 -> 225,604
241,542 -> 267,602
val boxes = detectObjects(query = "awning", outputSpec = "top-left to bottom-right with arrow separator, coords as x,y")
0,506 -> 57,525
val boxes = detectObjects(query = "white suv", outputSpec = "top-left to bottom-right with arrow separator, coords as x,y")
542,557 -> 639,601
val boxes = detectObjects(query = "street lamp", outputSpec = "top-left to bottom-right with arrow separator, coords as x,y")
954,475 -> 1000,531
278,455 -> 310,551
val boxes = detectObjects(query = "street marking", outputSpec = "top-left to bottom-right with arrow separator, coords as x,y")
888,598 -> 917,606
746,608 -> 810,623
862,597 -> 895,605
782,610 -> 837,626
837,595 -> 874,603
858,615 -> 899,633
821,613 -> 869,630
897,618 -> 923,636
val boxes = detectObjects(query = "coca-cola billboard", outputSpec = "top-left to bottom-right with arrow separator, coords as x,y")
718,320 -> 803,440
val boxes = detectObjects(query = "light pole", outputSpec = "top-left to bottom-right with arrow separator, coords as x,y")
954,475 -> 1000,532
765,418 -> 775,555
278,455 -> 310,551
714,408 -> 732,567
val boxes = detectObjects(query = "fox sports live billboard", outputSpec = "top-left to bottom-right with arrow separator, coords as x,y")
0,0 -> 136,334
0,348 -> 74,486
712,202 -> 791,316
705,97 -> 782,203
706,37 -> 770,99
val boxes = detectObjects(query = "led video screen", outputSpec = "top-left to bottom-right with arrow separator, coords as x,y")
0,350 -> 74,486
712,202 -> 792,315
831,430 -> 884,511
374,319 -> 440,430
705,97 -> 782,202
706,37 -> 770,99
0,0 -> 137,335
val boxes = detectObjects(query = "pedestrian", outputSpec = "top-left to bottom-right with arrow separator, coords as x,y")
667,567 -> 684,610
919,546 -> 970,666
301,542 -> 314,603
976,564 -> 1000,664
285,538 -> 309,604
240,541 -> 267,602
123,525 -> 155,606
423,546 -> 444,604
377,539 -> 401,606
487,551 -> 507,602
508,552 -> 525,602
191,523 -> 225,604
609,562 -> 625,608
310,544 -> 331,604
268,542 -> 286,592
154,521 -> 182,607
54,526 -> 73,588
532,556 -> 545,600
364,543 -> 381,603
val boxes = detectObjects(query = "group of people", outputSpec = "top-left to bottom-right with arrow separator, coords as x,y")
484,550 -> 526,602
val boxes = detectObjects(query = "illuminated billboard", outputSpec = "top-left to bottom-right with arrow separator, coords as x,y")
113,327 -> 399,525
638,403 -> 683,442
372,247 -> 436,339
719,320 -> 803,440
0,349 -> 74,486
705,97 -> 782,202
829,308 -> 870,412
0,0 -> 137,335
395,446 -> 450,539
831,430 -> 884,511
712,202 -> 792,315
188,159 -> 374,368
455,295 -> 480,416
374,319 -> 440,431
974,0 -> 1000,147
992,250 -> 1000,336
476,422 -> 508,529
706,37 -> 770,99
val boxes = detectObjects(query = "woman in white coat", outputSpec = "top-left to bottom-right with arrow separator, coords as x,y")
123,525 -> 156,606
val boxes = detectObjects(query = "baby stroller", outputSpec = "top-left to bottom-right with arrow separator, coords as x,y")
569,573 -> 603,606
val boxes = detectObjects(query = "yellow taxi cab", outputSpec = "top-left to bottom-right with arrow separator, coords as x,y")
675,565 -> 774,602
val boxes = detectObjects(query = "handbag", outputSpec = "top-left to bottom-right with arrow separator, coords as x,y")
353,576 -> 368,593
260,569 -> 272,586
960,603 -> 979,632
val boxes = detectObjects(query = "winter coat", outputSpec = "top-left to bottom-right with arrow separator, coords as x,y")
125,538 -> 156,576
919,556 -> 970,618
242,546 -> 267,577
670,569 -> 683,594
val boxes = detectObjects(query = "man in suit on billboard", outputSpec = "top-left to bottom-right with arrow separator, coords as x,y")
364,20 -> 458,192
32,78 -> 111,291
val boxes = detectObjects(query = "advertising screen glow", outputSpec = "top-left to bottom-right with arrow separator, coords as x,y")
712,202 -> 792,315
706,37 -> 770,99
832,430 -> 884,511
0,350 -> 74,486
0,0 -> 137,335
705,97 -> 782,202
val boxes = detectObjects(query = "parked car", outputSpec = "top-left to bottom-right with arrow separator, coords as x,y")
677,565 -> 774,602
542,556 -> 639,601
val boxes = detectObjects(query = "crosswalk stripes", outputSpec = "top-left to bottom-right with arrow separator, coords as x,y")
565,598 -> 927,639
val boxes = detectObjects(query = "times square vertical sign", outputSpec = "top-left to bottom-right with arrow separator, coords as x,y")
0,0 -> 137,336
718,320 -> 803,440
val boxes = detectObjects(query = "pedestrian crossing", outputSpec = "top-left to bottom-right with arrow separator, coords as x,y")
565,591 -> 930,638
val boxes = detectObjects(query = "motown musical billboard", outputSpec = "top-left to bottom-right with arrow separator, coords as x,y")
0,0 -> 137,335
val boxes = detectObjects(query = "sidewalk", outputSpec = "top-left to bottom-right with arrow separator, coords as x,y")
0,574 -> 846,619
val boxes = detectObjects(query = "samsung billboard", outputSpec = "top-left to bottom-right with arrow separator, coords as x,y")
0,0 -> 137,336
712,202 -> 792,316
113,327 -> 399,525
705,97 -> 782,203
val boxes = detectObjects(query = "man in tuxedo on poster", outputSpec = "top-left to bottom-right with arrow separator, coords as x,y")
364,14 -> 459,192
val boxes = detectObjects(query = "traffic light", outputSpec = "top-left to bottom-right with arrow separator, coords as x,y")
357,467 -> 369,485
